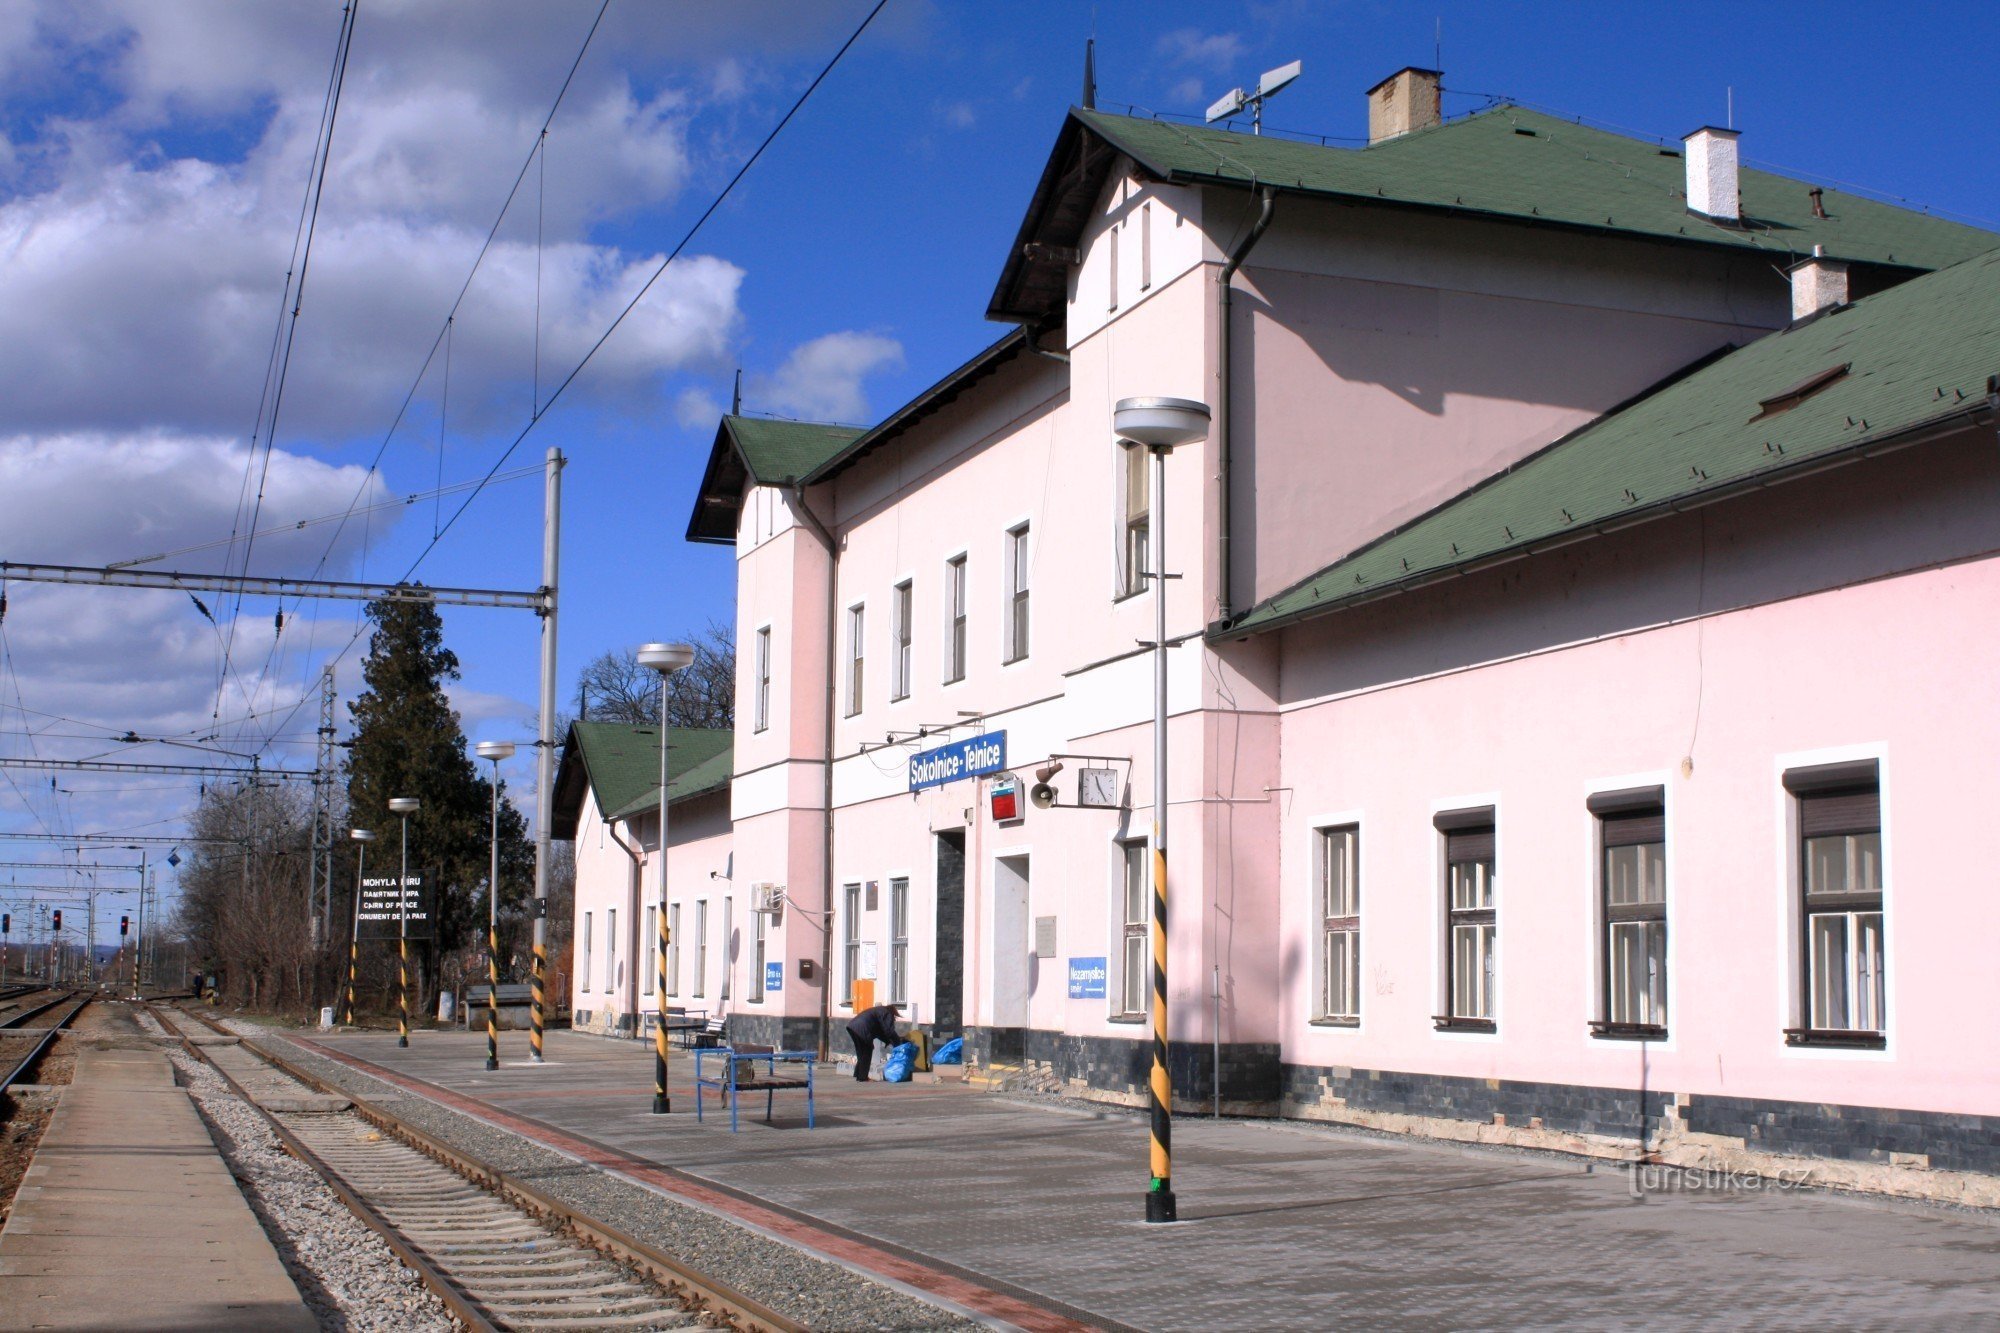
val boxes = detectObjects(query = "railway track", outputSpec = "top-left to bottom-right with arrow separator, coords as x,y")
147,1003 -> 799,1332
0,992 -> 88,1092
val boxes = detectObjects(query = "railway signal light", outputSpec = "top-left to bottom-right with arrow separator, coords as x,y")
2,913 -> 9,933
120,916 -> 129,937
51,910 -> 61,931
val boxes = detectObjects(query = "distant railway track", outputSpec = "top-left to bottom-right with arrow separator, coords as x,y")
147,1003 -> 800,1333
0,993 -> 87,1092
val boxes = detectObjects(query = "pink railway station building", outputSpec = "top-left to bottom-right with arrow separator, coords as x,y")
558,68 -> 2000,1200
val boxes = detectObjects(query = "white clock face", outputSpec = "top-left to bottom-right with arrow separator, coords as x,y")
1080,768 -> 1119,807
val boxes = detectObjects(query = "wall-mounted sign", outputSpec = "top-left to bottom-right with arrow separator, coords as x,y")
357,873 -> 432,940
909,731 -> 1007,792
1067,957 -> 1108,1000
989,774 -> 1021,822
858,941 -> 879,980
765,961 -> 784,993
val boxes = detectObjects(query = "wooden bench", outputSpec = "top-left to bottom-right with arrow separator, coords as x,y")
461,983 -> 534,1029
694,1044 -> 816,1132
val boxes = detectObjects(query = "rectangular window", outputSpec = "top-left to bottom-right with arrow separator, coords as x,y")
1316,827 -> 1360,1023
1107,224 -> 1119,312
1140,201 -> 1152,291
944,555 -> 967,684
1590,788 -> 1666,1038
891,581 -> 913,700
842,882 -> 862,1003
719,895 -> 731,1001
1436,813 -> 1496,1030
693,900 -> 708,998
751,907 -> 767,1002
1785,762 -> 1884,1047
1004,524 -> 1030,663
753,626 -> 771,733
845,604 -> 864,716
645,905 -> 657,998
1120,446 -> 1149,598
581,912 -> 592,992
1119,841 -> 1148,1017
667,903 -> 680,996
889,877 -> 909,1004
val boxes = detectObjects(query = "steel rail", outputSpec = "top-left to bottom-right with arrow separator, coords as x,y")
0,994 -> 88,1091
1,991 -> 81,1030
140,1002 -> 502,1332
165,1005 -> 801,1333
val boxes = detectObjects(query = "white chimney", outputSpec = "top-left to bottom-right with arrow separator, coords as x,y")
1789,245 -> 1849,321
1367,67 -> 1441,145
1682,126 -> 1740,221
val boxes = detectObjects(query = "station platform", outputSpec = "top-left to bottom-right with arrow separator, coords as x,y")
288,1027 -> 2000,1331
0,1045 -> 314,1332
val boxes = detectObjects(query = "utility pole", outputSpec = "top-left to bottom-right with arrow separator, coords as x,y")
311,665 -> 336,951
529,447 -> 563,1063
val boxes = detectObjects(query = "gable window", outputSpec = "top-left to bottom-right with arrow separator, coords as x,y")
667,903 -> 680,995
753,626 -> 771,733
845,603 -> 864,716
944,555 -> 967,684
892,581 -> 913,700
1120,445 -> 1149,599
1315,826 -> 1360,1024
693,899 -> 708,999
1589,787 -> 1667,1038
581,911 -> 592,992
1435,810 -> 1496,1032
842,882 -> 862,1004
1004,524 -> 1030,663
889,876 -> 909,1004
1118,840 -> 1149,1018
1785,761 -> 1885,1048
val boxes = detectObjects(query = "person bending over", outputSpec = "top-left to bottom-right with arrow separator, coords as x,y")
845,1002 -> 904,1081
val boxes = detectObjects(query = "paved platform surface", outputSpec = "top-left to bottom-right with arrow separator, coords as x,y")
290,1028 -> 2000,1331
0,1045 -> 313,1331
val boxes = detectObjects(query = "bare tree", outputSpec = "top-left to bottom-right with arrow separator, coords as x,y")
577,620 -> 733,730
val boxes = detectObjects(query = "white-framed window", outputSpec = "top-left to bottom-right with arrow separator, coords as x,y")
693,900 -> 708,998
1003,524 -> 1030,664
645,905 -> 657,998
1784,761 -> 1884,1048
581,911 -> 592,992
1118,840 -> 1148,1017
1437,813 -> 1495,1030
1140,200 -> 1152,291
719,895 -> 731,1001
944,555 -> 967,684
667,903 -> 680,995
753,626 -> 771,733
889,876 -> 909,1004
751,907 -> 767,1002
605,907 -> 617,994
842,882 -> 862,1003
844,604 -> 864,716
1590,788 -> 1667,1037
891,581 -> 913,700
1119,445 -> 1148,599
1315,826 -> 1359,1023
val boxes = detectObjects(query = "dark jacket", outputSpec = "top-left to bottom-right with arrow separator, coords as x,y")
845,1004 -> 901,1047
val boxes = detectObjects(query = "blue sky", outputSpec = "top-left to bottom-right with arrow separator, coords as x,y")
0,1 -> 1993,929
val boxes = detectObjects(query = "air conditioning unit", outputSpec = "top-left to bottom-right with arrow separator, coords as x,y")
751,883 -> 785,916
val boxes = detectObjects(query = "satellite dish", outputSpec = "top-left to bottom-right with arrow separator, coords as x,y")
1030,783 -> 1057,810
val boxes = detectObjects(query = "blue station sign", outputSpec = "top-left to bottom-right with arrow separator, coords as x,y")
1067,957 -> 1108,1000
908,731 -> 1007,792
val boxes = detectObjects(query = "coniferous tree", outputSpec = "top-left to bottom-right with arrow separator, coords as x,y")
344,594 -> 532,991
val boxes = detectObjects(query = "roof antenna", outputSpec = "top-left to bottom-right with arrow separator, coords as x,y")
1206,59 -> 1302,134
1082,37 -> 1096,109
731,368 -> 742,416
1434,17 -> 1442,74
1727,85 -> 1734,130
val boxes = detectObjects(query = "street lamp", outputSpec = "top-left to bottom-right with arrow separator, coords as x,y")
343,829 -> 375,1026
1113,394 -> 1211,1225
388,797 -> 420,1048
475,741 -> 516,1071
636,641 -> 696,1114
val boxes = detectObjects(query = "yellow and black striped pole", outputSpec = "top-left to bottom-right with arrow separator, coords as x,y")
529,940 -> 545,1061
478,743 -> 514,1072
343,829 -> 372,1026
390,798 -> 419,1048
486,922 -> 500,1071
653,909 -> 671,1113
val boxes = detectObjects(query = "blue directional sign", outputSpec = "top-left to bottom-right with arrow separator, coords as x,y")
908,731 -> 1007,791
1067,957 -> 1108,1000
764,961 -> 784,994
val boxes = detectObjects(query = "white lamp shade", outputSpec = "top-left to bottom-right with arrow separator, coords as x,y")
1114,396 -> 1210,450
388,797 -> 420,814
636,641 -> 696,674
475,740 -> 516,761
349,828 -> 376,842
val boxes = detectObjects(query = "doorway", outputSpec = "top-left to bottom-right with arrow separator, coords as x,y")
933,831 -> 965,1033
991,853 -> 1030,1064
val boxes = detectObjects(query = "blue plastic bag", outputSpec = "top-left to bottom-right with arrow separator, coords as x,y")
931,1036 -> 964,1065
881,1041 -> 917,1083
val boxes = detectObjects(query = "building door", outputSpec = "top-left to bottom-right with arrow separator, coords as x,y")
991,854 -> 1030,1065
933,831 -> 965,1032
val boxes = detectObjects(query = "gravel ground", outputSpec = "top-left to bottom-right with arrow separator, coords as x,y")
241,1025 -> 981,1332
133,1008 -> 459,1333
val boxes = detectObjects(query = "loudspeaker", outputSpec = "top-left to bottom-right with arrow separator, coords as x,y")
1029,783 -> 1057,809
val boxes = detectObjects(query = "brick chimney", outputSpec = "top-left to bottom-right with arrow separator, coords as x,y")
1683,126 -> 1740,221
1367,67 -> 1441,144
1789,246 -> 1849,321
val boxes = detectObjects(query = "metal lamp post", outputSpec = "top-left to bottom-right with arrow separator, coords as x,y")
475,741 -> 516,1071
1113,395 -> 1211,1225
343,829 -> 374,1026
637,641 -> 696,1114
389,797 -> 420,1047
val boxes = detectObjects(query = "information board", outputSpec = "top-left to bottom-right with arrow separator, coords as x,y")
356,872 -> 433,940
1067,957 -> 1108,1000
764,961 -> 784,994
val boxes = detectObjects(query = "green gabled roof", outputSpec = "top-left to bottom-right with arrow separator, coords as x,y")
686,415 -> 865,544
993,106 -> 1996,321
550,722 -> 732,838
1224,247 -> 2000,638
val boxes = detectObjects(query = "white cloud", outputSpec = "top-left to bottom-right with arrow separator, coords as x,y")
676,387 -> 723,429
937,100 -> 977,130
752,332 -> 903,425
1171,77 -> 1206,106
1156,29 -> 1245,70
